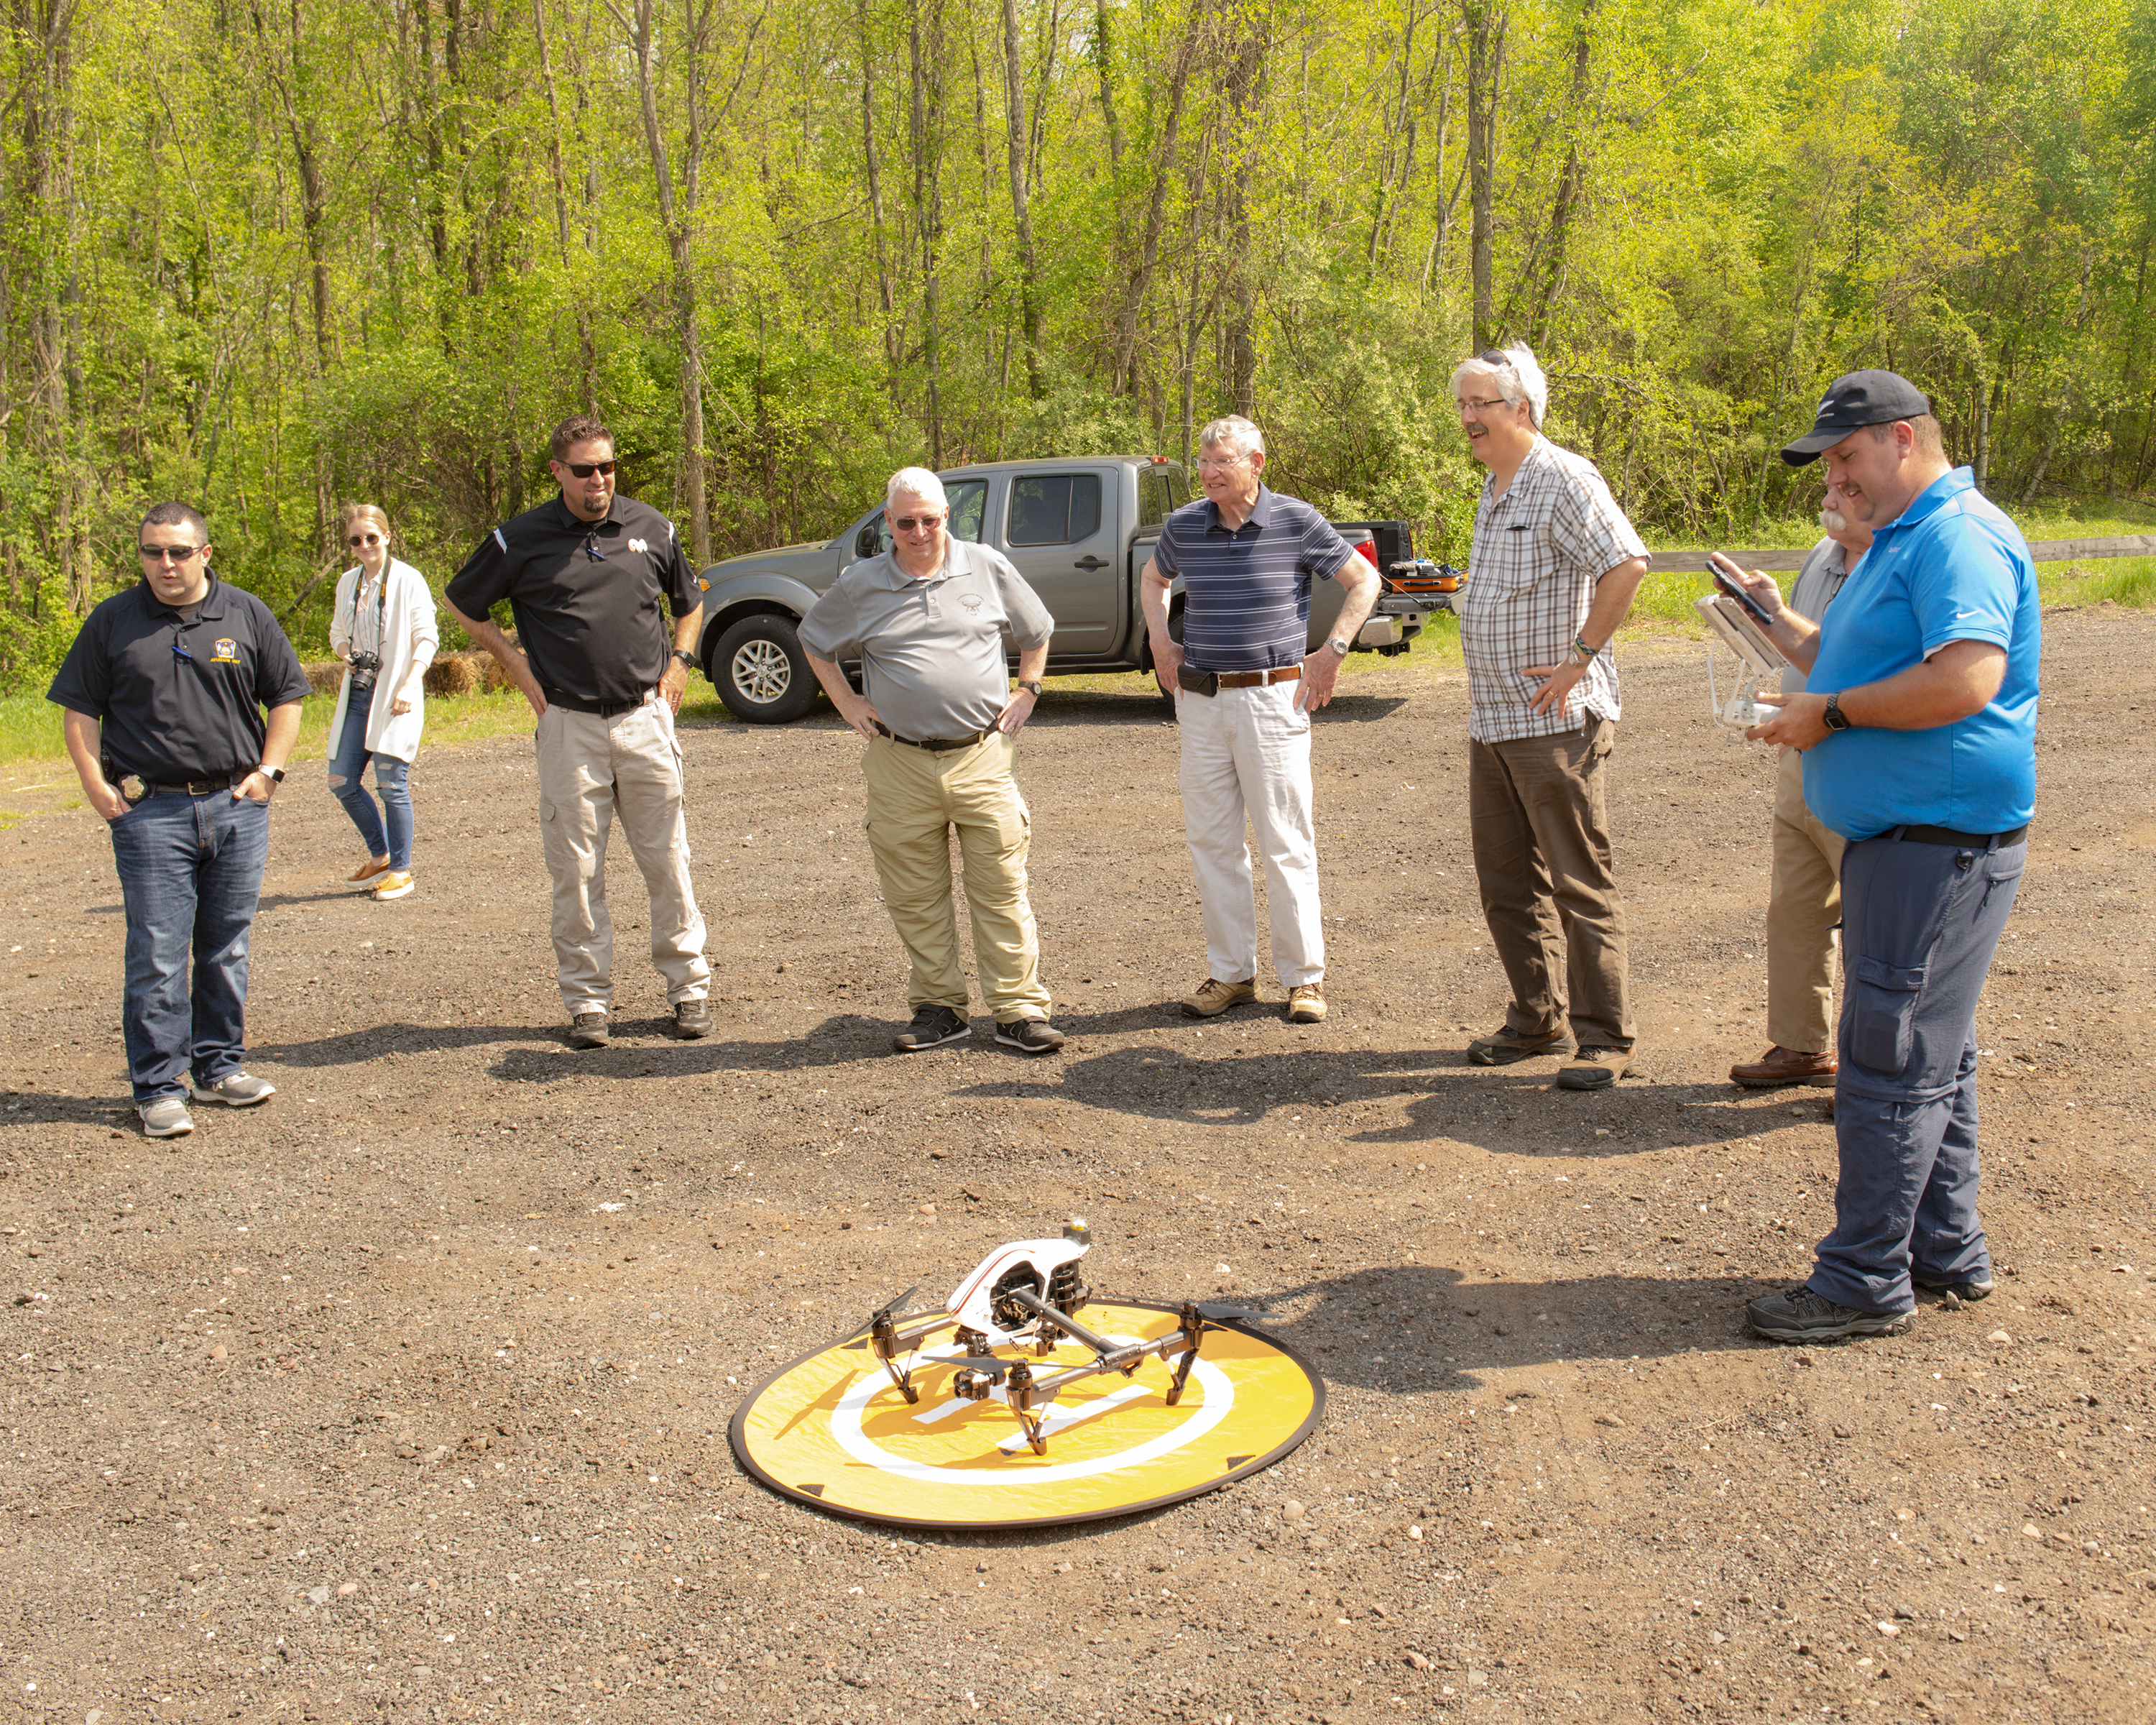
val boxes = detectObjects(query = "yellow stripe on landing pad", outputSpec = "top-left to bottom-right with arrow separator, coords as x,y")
728,1300 -> 1325,1529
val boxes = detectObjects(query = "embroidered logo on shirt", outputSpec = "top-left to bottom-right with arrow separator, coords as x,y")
960,594 -> 985,612
211,638 -> 240,663
629,537 -> 650,554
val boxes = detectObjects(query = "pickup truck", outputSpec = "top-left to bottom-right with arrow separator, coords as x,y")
692,455 -> 1436,723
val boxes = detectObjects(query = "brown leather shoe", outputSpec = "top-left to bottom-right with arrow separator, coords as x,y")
1179,977 -> 1257,1018
1730,1046 -> 1837,1088
1286,983 -> 1327,1024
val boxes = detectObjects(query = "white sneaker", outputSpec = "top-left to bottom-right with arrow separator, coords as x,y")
138,1096 -> 195,1138
202,1072 -> 276,1107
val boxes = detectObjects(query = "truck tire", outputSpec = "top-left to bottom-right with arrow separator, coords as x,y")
709,614 -> 819,725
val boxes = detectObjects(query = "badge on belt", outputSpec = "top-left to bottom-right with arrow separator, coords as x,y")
119,773 -> 149,805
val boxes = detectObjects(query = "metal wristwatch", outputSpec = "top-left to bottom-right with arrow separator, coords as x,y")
1326,635 -> 1350,658
671,649 -> 697,671
1017,680 -> 1044,697
1567,634 -> 1598,668
1822,692 -> 1853,732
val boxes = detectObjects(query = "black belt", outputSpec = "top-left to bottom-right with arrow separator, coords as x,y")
1891,823 -> 2028,849
545,687 -> 655,717
875,722 -> 986,753
142,770 -> 254,798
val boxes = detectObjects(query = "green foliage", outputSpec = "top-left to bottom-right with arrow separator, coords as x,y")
1,0 -> 2150,690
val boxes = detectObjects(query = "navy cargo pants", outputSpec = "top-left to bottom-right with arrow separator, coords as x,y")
1808,829 -> 2025,1314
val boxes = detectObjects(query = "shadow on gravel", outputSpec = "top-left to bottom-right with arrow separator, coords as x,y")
1250,1262 -> 1789,1391
254,1021 -> 561,1066
0,1089 -> 134,1129
257,888 -> 384,911
1030,1043 -> 1784,1152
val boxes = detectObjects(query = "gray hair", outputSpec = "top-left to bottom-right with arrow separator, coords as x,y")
1450,343 -> 1549,428
885,466 -> 948,510
1197,415 -> 1266,461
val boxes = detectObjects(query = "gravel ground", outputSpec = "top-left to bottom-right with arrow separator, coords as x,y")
2,608 -> 2152,1725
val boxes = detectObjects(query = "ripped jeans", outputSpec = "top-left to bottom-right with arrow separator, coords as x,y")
328,709 -> 414,870
1808,829 -> 2025,1312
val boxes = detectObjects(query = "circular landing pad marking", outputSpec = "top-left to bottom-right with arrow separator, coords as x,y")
729,1300 -> 1325,1530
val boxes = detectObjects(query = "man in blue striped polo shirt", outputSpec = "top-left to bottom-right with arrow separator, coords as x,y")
1140,415 -> 1381,1025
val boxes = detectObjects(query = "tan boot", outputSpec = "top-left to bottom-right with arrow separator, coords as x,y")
1286,983 -> 1327,1025
1179,977 -> 1257,1018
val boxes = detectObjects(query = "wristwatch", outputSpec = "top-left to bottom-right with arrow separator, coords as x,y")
1822,692 -> 1853,732
257,764 -> 285,784
1327,635 -> 1350,658
1017,680 -> 1044,697
1567,634 -> 1599,668
671,649 -> 697,671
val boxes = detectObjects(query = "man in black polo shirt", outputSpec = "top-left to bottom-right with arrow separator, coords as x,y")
48,502 -> 311,1139
446,414 -> 712,1048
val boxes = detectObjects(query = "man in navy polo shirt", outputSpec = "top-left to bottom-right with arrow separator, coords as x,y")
1729,370 -> 2040,1343
48,502 -> 311,1139
447,414 -> 713,1050
1140,414 -> 1380,1025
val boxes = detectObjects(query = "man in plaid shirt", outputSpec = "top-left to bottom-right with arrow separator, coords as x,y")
1453,344 -> 1651,1090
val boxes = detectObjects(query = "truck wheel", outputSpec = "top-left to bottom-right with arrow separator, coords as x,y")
709,615 -> 818,724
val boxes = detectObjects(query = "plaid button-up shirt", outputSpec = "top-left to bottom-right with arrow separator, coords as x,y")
1457,437 -> 1649,744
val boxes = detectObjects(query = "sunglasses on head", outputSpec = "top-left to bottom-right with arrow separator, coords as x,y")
348,532 -> 382,547
891,513 -> 945,533
565,459 -> 617,479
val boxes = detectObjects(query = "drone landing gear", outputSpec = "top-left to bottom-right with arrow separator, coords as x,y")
1164,1302 -> 1207,1407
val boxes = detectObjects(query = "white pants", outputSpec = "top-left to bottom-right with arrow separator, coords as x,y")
1176,679 -> 1325,988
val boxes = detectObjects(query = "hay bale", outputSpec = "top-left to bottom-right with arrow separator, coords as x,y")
304,660 -> 345,696
425,653 -> 479,698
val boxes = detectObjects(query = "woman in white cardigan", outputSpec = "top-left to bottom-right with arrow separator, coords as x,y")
327,504 -> 438,901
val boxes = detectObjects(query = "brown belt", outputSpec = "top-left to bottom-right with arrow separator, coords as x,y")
1215,666 -> 1302,689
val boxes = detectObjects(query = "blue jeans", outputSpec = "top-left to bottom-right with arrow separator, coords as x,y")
1809,829 -> 2025,1313
327,707 -> 413,870
108,791 -> 272,1102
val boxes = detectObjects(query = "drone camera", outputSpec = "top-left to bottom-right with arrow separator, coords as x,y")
988,1263 -> 1047,1330
950,1368 -> 995,1402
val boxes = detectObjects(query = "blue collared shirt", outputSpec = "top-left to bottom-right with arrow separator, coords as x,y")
1803,467 -> 2040,840
1151,485 -> 1355,672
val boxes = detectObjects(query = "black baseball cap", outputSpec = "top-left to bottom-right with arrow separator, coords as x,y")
1780,369 -> 1932,465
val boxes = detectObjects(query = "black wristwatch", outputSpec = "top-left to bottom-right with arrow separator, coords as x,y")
1017,680 -> 1044,698
1821,692 -> 1852,732
671,649 -> 697,671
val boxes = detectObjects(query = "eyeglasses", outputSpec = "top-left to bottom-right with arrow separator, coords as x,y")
1455,397 -> 1511,414
564,460 -> 617,479
890,514 -> 946,533
348,532 -> 382,547
1194,454 -> 1250,472
1476,349 -> 1513,367
140,544 -> 203,563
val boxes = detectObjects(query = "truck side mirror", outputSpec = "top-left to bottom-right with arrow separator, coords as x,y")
857,518 -> 887,559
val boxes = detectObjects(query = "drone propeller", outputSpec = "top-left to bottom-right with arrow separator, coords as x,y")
1194,1302 -> 1283,1322
944,1355 -> 1015,1379
870,1284 -> 922,1320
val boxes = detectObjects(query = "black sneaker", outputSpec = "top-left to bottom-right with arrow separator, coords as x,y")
671,998 -> 713,1040
1914,1271 -> 1994,1301
894,1005 -> 970,1053
568,1012 -> 611,1049
1745,1284 -> 1914,1343
1467,1024 -> 1576,1066
995,1018 -> 1067,1055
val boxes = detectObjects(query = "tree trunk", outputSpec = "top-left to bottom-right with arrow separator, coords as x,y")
858,0 -> 900,373
1462,0 -> 1506,351
533,0 -> 598,410
1221,0 -> 1266,418
907,0 -> 946,464
1000,0 -> 1044,400
1110,1 -> 1203,397
1526,0 -> 1593,348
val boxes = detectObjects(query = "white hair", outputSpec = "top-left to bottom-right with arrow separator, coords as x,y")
885,466 -> 948,510
1450,343 -> 1549,428
1197,415 -> 1266,460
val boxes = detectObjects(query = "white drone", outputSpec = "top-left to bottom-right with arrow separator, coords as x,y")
852,1218 -> 1278,1455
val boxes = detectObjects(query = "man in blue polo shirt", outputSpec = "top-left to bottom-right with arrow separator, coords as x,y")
48,502 -> 312,1139
1727,370 -> 2040,1343
1140,414 -> 1380,1025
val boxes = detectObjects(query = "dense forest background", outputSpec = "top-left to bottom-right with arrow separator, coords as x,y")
1,0 -> 2152,676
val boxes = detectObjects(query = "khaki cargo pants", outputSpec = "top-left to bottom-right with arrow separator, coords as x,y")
534,696 -> 710,1016
860,731 -> 1050,1023
1766,742 -> 1846,1054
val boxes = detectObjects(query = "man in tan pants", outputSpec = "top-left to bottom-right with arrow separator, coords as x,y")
1730,480 -> 1871,1087
801,467 -> 1066,1055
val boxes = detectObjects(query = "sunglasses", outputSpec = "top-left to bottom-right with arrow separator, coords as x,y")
891,514 -> 946,533
140,544 -> 203,563
348,532 -> 383,547
564,460 -> 617,479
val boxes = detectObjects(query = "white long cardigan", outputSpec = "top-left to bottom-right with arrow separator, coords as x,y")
326,558 -> 440,763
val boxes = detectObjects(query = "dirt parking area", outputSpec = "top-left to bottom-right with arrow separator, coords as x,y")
2,609 -> 2152,1725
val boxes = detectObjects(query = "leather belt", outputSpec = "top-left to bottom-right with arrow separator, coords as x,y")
1215,666 -> 1302,689
1892,823 -> 2028,849
876,723 -> 986,753
545,687 -> 657,717
142,770 -> 254,797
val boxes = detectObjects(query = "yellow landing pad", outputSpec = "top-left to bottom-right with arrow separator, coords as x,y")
729,1300 -> 1325,1530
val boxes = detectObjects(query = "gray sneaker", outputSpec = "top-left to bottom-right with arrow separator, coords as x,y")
139,1095 -> 195,1138
568,1013 -> 611,1049
1745,1284 -> 1913,1343
201,1072 -> 276,1107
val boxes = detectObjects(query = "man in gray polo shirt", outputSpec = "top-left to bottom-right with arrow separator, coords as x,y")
1728,477 -> 1871,1089
801,466 -> 1067,1055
